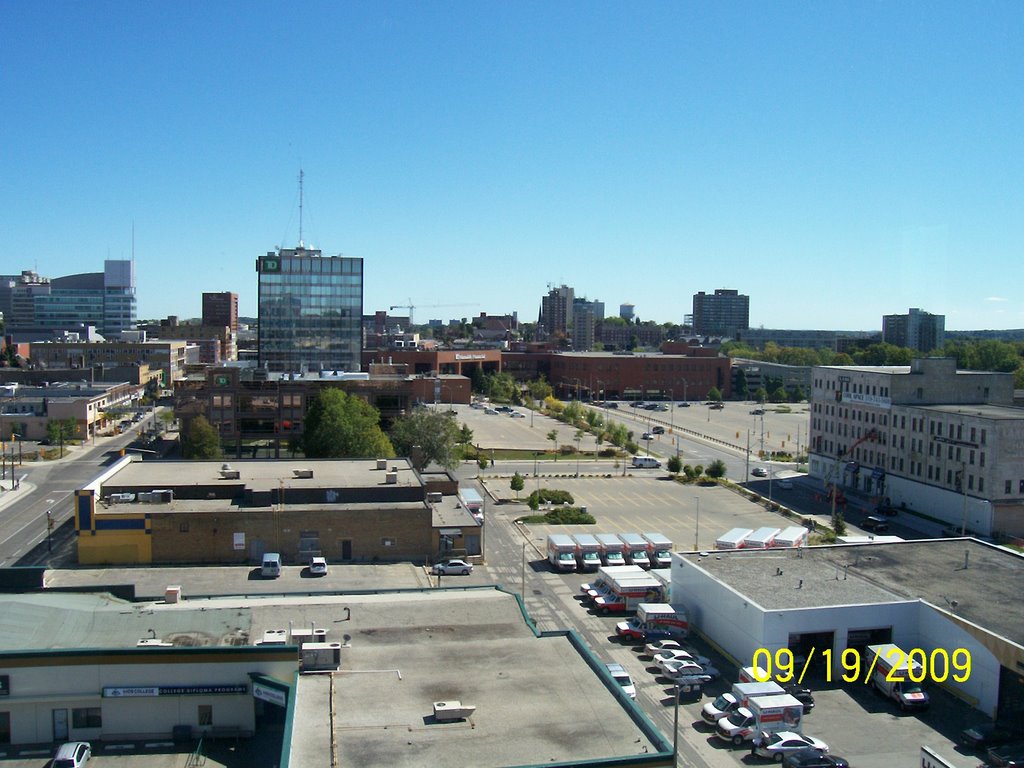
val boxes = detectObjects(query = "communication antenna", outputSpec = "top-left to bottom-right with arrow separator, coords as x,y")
298,168 -> 304,248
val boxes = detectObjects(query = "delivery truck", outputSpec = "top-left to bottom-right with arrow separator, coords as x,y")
546,534 -> 578,573
866,643 -> 931,711
595,533 -> 628,566
571,533 -> 602,572
642,532 -> 673,568
615,603 -> 688,642
715,693 -> 804,745
701,681 -> 786,724
458,487 -> 484,521
580,565 -> 644,602
618,533 -> 651,568
593,572 -> 667,614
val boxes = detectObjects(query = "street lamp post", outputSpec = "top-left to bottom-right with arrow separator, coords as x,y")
46,509 -> 53,552
694,497 -> 700,551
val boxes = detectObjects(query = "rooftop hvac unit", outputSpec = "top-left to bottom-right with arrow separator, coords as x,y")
426,492 -> 443,504
220,469 -> 240,479
433,700 -> 476,721
300,642 -> 342,672
293,468 -> 313,479
109,493 -> 135,504
376,458 -> 388,470
385,471 -> 398,484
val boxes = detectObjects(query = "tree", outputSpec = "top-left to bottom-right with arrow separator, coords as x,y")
510,472 -> 525,499
547,429 -> 559,460
459,424 -> 474,450
46,418 -> 78,458
790,386 -> 806,403
667,455 -> 682,475
706,459 -> 727,479
182,415 -> 222,459
753,386 -> 768,403
734,368 -> 748,399
302,388 -> 394,459
389,408 -> 461,470
707,386 -> 722,402
527,376 -> 553,402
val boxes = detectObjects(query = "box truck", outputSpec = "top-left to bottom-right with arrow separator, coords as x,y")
458,487 -> 484,521
595,533 -> 628,566
571,533 -> 602,572
865,643 -> 930,711
715,694 -> 804,745
580,565 -> 644,602
615,603 -> 688,642
546,534 -> 578,573
593,573 -> 667,614
642,532 -> 673,568
701,681 -> 787,724
618,533 -> 651,568
716,528 -> 753,550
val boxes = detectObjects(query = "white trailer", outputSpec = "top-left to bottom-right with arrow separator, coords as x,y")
744,527 -> 781,549
772,526 -> 809,548
715,528 -> 753,550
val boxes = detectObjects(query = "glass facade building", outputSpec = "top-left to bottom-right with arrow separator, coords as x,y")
257,246 -> 363,373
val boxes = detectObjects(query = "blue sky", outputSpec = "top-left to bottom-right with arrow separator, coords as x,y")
2,2 -> 1021,331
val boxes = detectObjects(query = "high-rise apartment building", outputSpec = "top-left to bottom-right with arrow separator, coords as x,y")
882,308 -> 945,353
618,303 -> 635,322
539,284 -> 574,337
256,246 -> 363,373
3,261 -> 136,338
692,289 -> 749,337
571,298 -> 604,351
202,292 -> 239,331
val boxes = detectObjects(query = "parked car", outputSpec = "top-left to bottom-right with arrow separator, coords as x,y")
661,657 -> 721,680
754,731 -> 829,761
495,405 -> 513,413
484,407 -> 499,415
782,749 -> 849,768
510,411 -> 526,418
605,663 -> 636,699
861,515 -> 889,533
662,662 -> 713,684
52,741 -> 92,768
432,559 -> 473,575
751,467 -> 768,477
750,408 -> 766,415
678,401 -> 690,407
987,742 -> 1024,768
783,684 -> 815,710
309,557 -> 328,576
653,648 -> 714,670
960,723 -> 1021,750
644,639 -> 692,657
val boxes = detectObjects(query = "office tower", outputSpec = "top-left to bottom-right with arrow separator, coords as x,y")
256,245 -> 363,373
202,292 -> 239,331
539,284 -> 574,336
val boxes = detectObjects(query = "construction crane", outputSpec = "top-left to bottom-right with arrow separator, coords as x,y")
387,301 -> 479,325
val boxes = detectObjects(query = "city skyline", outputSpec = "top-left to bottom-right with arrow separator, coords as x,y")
2,3 -> 1021,330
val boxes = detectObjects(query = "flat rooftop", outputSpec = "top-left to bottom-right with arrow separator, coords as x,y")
0,586 -> 665,767
108,457 -> 421,493
920,403 -> 1024,419
682,539 -> 1024,643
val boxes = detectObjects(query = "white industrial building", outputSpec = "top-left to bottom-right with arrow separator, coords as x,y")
808,358 -> 1024,538
671,538 -> 1024,722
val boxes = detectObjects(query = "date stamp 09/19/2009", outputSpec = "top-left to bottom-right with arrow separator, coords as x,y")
749,646 -> 971,686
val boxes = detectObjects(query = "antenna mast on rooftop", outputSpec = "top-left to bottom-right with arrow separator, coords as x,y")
298,168 -> 304,248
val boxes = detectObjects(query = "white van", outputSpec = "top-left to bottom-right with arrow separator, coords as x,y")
261,552 -> 282,578
631,456 -> 661,468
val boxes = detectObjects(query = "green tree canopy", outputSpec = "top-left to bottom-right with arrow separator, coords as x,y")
302,388 -> 394,459
389,408 -> 461,471
182,415 -> 222,459
707,386 -> 722,402
734,368 -> 748,399
706,459 -> 727,478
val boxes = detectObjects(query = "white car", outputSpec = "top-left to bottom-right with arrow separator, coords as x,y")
309,557 -> 328,576
653,648 -> 713,669
644,639 -> 689,657
510,411 -> 526,418
52,741 -> 92,768
661,656 -> 721,680
662,662 -> 712,683
605,663 -> 636,699
484,407 -> 499,415
432,559 -> 473,575
754,731 -> 829,761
